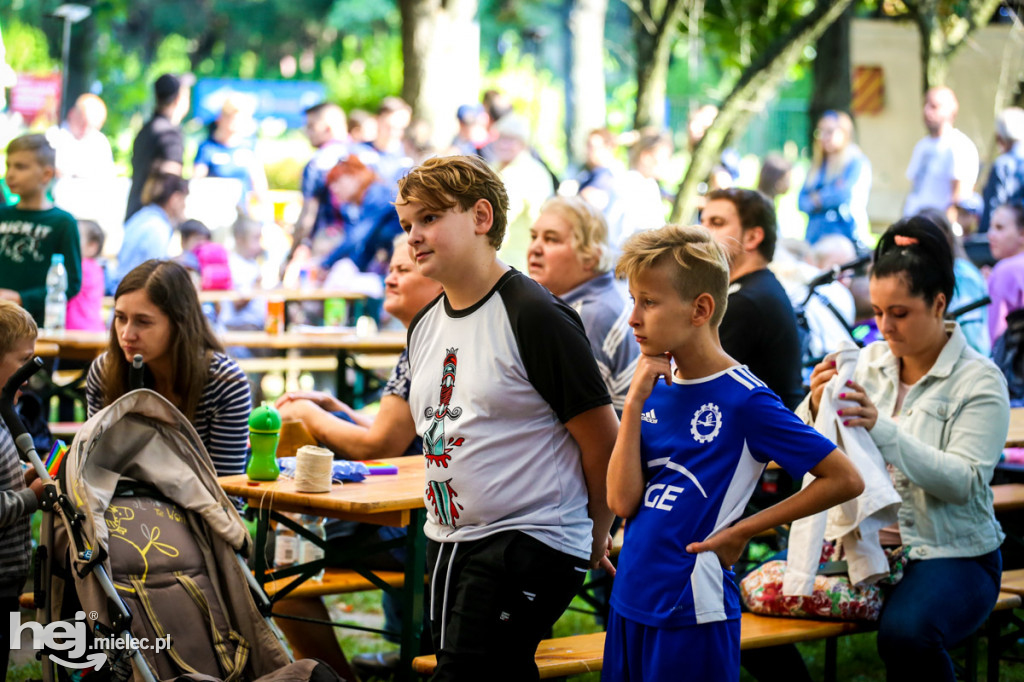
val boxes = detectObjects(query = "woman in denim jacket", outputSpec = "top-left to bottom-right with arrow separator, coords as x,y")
798,110 -> 872,247
804,216 -> 1009,680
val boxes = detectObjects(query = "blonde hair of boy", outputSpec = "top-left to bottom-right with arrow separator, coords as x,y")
396,155 -> 510,250
616,224 -> 730,327
0,300 -> 38,356
7,134 -> 56,169
539,196 -> 613,273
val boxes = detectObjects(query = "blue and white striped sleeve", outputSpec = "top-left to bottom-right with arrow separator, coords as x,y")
200,355 -> 252,476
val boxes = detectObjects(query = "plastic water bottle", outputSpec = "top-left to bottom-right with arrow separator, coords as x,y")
274,516 -> 299,568
247,403 -> 282,481
298,515 -> 327,581
44,254 -> 68,333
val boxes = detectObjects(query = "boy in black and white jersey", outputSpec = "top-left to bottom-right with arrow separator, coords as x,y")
396,155 -> 618,681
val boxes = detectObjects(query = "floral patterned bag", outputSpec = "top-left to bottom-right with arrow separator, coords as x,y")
739,544 -> 910,621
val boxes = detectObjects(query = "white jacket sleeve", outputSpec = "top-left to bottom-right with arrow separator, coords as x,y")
783,344 -> 901,596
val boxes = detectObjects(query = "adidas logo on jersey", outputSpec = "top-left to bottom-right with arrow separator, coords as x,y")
641,409 -> 658,424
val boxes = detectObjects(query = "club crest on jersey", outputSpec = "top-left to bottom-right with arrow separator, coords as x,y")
690,402 -> 722,443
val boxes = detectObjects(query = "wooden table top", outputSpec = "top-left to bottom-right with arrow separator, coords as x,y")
219,455 -> 425,526
36,329 -> 406,358
34,341 -> 61,358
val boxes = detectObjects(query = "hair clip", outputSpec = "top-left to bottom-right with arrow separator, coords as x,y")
893,235 -> 919,246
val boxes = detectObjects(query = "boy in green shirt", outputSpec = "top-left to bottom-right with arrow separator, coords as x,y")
0,134 -> 81,326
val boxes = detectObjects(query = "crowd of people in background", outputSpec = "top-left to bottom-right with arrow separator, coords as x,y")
5,72 -> 1022,370
3,67 -> 1024,681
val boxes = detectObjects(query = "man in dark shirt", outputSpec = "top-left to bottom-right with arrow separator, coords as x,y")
125,73 -> 192,220
702,187 -> 804,410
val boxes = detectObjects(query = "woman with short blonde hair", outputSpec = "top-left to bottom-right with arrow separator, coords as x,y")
527,196 -> 639,414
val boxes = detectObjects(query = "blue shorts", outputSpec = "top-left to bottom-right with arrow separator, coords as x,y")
601,606 -> 739,682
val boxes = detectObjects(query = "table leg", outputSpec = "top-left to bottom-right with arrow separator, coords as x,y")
397,509 -> 426,682
254,508 -> 270,593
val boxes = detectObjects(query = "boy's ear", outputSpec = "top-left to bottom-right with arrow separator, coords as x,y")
691,292 -> 716,328
41,164 -> 56,185
472,198 -> 494,235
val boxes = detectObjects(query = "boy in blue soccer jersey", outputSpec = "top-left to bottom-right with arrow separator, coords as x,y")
604,225 -> 864,681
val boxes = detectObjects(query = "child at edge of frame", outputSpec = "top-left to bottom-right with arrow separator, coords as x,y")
0,300 -> 45,671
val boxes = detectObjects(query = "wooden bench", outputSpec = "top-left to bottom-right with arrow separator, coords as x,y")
262,567 -> 407,600
18,568 -> 412,611
1001,567 -> 1024,596
411,594 -> 1022,680
410,612 -> 869,679
993,483 -> 1024,513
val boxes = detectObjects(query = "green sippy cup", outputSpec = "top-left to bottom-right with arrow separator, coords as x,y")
247,403 -> 282,481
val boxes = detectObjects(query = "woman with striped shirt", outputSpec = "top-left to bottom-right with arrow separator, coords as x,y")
85,259 -> 251,475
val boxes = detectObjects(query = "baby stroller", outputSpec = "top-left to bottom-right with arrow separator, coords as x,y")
2,358 -> 343,682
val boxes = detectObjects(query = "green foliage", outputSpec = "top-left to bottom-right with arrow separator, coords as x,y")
322,31 -> 404,113
677,0 -> 818,94
1,18 -> 58,73
483,43 -> 568,175
326,0 -> 397,29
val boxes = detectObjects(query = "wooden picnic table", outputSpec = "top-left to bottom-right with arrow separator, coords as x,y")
219,456 -> 426,682
35,329 -> 405,405
35,329 -> 405,359
101,287 -> 367,308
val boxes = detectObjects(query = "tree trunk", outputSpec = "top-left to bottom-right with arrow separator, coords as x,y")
399,0 -> 481,150
632,0 -> 687,130
569,0 -> 608,165
912,6 -> 949,92
906,0 -> 1002,93
808,3 -> 852,145
670,0 -> 855,224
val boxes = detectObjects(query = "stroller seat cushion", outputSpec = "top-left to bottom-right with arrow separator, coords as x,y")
105,495 -> 206,579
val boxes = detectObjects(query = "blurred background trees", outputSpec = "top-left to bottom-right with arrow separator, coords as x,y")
2,0 -> 1022,222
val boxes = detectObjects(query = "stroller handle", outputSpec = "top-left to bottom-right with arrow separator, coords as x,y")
0,356 -> 44,443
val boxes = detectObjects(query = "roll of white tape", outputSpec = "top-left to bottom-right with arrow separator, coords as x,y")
294,445 -> 334,493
